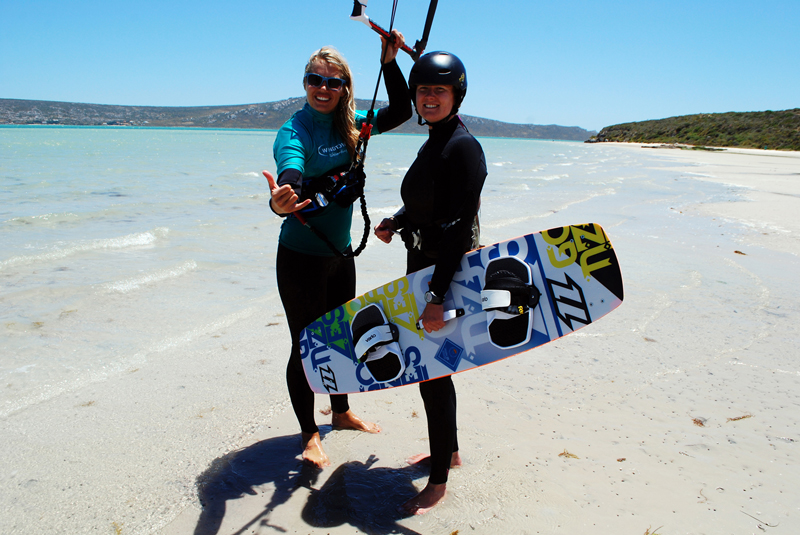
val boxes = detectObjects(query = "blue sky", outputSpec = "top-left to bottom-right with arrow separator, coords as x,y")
1,0 -> 797,131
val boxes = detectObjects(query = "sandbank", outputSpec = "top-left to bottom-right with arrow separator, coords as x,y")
609,142 -> 800,256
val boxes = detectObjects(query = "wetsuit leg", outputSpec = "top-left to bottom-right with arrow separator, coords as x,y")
276,245 -> 355,434
324,249 -> 356,416
407,250 -> 459,484
419,376 -> 459,484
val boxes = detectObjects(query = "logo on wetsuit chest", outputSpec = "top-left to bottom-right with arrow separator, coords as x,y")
318,142 -> 347,158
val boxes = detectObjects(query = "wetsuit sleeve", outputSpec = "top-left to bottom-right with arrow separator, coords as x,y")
268,168 -> 303,217
429,135 -> 487,297
375,59 -> 412,133
272,121 -> 306,215
392,206 -> 410,231
277,168 -> 303,191
273,120 -> 307,176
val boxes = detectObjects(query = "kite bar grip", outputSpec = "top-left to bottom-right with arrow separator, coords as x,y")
368,21 -> 417,58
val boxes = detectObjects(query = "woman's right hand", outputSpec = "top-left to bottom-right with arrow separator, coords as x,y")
374,217 -> 397,244
380,29 -> 405,64
263,170 -> 311,215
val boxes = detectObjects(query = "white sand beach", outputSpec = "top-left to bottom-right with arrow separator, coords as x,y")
3,142 -> 799,535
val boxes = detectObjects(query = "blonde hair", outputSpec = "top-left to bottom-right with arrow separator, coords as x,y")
304,46 -> 359,158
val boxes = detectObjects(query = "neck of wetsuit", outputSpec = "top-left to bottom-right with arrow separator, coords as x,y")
423,114 -> 462,147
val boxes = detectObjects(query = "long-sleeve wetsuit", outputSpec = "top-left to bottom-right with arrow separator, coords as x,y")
273,59 -> 411,434
395,117 -> 487,484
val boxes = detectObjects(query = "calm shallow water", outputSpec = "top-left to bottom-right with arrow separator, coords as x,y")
0,126 -> 736,418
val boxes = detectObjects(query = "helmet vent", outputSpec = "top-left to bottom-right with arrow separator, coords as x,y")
438,69 -> 452,75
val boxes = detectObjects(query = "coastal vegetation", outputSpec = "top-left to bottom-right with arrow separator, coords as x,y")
589,109 -> 800,151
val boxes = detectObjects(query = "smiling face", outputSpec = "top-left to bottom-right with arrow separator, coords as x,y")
415,85 -> 455,124
305,60 -> 345,115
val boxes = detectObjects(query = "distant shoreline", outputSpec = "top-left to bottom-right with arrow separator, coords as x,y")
0,122 -> 592,143
0,98 -> 597,141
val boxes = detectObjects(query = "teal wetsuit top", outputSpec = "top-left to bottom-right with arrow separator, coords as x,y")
273,103 -> 380,256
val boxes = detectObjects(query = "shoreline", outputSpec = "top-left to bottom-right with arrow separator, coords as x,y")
603,141 -> 800,257
599,140 -> 800,155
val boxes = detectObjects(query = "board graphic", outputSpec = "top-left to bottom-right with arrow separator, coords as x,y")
300,223 -> 624,394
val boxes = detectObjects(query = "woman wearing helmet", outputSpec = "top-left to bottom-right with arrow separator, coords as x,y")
374,51 -> 487,514
264,33 -> 412,469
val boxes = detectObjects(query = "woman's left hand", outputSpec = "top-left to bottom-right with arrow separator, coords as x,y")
374,217 -> 397,244
419,303 -> 445,333
380,29 -> 405,64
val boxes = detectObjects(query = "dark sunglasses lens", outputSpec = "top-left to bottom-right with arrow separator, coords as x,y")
326,78 -> 344,90
306,73 -> 323,87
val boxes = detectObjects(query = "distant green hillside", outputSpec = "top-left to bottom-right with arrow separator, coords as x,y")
589,109 -> 800,151
0,98 -> 596,141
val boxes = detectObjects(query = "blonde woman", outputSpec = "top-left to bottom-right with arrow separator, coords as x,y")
265,33 -> 411,468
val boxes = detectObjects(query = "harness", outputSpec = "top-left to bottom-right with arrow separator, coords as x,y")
399,218 -> 457,252
297,163 -> 365,215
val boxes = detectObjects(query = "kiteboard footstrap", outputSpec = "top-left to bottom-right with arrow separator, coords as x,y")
351,303 -> 406,383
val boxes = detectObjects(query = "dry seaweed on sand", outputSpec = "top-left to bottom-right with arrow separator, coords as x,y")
741,510 -> 779,528
727,414 -> 753,422
558,449 -> 579,459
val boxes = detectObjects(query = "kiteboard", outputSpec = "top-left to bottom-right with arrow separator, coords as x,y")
300,222 -> 624,394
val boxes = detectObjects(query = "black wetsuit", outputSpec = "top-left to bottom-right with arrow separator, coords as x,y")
395,117 -> 487,484
274,60 -> 411,435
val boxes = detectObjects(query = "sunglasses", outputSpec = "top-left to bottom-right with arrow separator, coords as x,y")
304,73 -> 347,91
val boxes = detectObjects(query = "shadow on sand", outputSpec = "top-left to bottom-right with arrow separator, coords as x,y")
193,428 -> 426,535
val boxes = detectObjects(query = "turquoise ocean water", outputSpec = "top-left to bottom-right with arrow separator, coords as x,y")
0,125 -> 734,420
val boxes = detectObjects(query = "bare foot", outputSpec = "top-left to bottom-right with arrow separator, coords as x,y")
400,482 -> 447,515
407,451 -> 463,468
331,409 -> 381,433
301,432 -> 330,468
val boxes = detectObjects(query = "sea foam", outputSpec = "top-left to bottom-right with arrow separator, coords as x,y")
0,228 -> 169,270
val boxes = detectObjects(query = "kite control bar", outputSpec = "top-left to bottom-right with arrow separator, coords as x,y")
350,0 -> 438,62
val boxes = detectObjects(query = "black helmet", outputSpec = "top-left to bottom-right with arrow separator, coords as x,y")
408,51 -> 467,119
